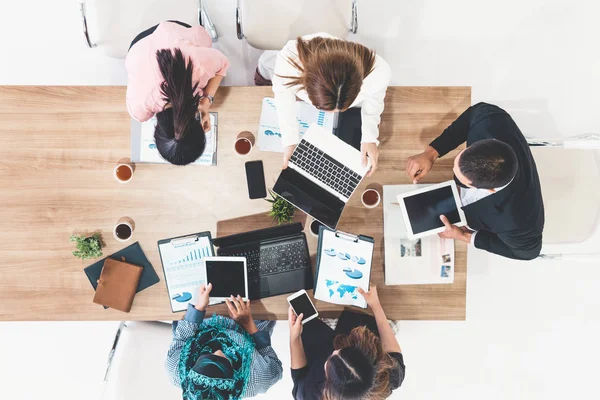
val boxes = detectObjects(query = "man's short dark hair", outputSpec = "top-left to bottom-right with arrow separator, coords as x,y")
459,139 -> 518,189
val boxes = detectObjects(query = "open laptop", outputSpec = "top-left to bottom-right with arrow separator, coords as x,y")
212,223 -> 313,300
273,124 -> 370,229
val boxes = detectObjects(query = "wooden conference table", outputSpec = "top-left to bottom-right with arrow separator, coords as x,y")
0,86 -> 470,321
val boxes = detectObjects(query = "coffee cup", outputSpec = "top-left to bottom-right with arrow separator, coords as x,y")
234,131 -> 255,156
114,163 -> 133,184
309,219 -> 323,237
113,220 -> 133,242
361,188 -> 381,209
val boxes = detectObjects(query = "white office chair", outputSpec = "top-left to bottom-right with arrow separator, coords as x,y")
236,0 -> 358,50
102,321 -> 181,400
79,0 -> 218,59
528,133 -> 600,261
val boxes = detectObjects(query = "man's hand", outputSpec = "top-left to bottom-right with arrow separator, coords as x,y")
361,143 -> 379,177
288,306 -> 304,341
225,295 -> 258,334
282,145 -> 295,170
195,283 -> 212,312
357,284 -> 382,311
405,146 -> 439,183
438,215 -> 472,243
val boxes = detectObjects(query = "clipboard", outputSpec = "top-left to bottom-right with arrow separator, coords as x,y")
314,226 -> 375,309
157,231 -> 215,312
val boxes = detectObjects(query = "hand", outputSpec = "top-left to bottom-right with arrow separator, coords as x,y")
357,284 -> 381,311
405,146 -> 439,184
438,215 -> 472,243
198,98 -> 211,131
360,143 -> 379,177
225,295 -> 258,334
195,283 -> 212,312
200,111 -> 211,131
288,306 -> 303,341
282,145 -> 295,169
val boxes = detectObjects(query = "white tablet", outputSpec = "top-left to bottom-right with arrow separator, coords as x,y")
397,180 -> 467,239
202,257 -> 249,302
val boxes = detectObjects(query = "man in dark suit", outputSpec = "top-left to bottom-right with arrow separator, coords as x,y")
405,102 -> 544,260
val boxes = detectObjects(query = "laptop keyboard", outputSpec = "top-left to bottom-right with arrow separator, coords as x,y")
223,241 -> 309,276
290,140 -> 362,199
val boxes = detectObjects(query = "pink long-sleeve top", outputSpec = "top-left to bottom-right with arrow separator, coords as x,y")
125,22 -> 230,122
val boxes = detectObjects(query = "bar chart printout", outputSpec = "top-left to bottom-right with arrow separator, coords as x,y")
158,236 -> 215,312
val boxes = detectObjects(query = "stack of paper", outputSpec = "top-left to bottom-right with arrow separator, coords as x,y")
383,185 -> 455,285
257,97 -> 335,152
131,112 -> 218,166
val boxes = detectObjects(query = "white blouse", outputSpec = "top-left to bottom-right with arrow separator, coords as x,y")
272,32 -> 391,147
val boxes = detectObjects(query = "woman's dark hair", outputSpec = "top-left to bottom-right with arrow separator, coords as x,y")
323,326 -> 397,400
280,37 -> 376,111
154,48 -> 205,166
459,139 -> 518,189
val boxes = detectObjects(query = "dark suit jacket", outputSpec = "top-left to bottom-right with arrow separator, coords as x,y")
430,103 -> 545,260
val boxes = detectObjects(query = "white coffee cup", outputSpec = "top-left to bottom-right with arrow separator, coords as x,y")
113,221 -> 133,242
113,163 -> 133,184
361,188 -> 381,209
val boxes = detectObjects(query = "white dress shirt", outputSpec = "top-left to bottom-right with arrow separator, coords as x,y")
271,32 -> 391,147
460,179 -> 512,245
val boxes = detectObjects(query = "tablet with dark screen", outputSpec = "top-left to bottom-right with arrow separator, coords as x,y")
398,181 -> 467,239
203,257 -> 248,301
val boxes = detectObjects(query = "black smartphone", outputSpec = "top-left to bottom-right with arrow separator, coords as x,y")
245,160 -> 267,199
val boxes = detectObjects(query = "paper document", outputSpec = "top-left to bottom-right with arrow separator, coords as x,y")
314,230 -> 373,308
383,185 -> 455,285
131,112 -> 218,166
257,97 -> 335,152
159,235 -> 218,312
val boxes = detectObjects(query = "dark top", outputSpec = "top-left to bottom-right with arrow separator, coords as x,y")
290,311 -> 406,400
430,102 -> 545,260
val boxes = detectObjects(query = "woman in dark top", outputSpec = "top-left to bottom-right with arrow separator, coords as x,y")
289,284 -> 405,399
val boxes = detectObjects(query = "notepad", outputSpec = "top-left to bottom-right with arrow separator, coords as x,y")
93,258 -> 143,313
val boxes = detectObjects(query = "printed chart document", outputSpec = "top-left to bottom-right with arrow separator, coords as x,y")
314,229 -> 374,309
383,185 -> 455,285
158,234 -> 218,312
257,97 -> 335,152
131,113 -> 218,166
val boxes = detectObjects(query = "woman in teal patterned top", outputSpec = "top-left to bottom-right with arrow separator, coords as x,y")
166,284 -> 283,399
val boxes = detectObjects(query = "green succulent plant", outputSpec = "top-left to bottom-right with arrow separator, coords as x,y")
266,189 -> 295,225
70,233 -> 103,260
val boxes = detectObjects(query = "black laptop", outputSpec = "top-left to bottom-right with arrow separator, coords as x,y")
212,223 -> 313,300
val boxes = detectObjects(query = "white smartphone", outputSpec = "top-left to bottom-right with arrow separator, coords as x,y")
287,289 -> 319,324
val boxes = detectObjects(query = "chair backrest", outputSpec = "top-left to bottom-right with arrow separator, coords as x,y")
239,0 -> 353,50
103,321 -> 181,399
531,147 -> 600,245
84,0 -> 199,59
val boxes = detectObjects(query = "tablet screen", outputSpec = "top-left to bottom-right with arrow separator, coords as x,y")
403,185 -> 461,234
206,259 -> 246,298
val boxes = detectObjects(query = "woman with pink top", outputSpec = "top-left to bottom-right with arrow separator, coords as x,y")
126,21 -> 230,165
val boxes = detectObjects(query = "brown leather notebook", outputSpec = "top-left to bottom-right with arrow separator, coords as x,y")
93,258 -> 143,313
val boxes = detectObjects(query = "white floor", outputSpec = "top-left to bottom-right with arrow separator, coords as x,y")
1,1 -> 600,399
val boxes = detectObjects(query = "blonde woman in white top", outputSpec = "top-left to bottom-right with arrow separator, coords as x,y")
259,33 -> 391,176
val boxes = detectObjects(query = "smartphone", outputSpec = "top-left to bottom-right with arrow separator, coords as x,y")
245,161 -> 267,199
287,289 -> 319,324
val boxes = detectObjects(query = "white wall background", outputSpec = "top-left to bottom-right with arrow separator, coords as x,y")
1,1 -> 599,399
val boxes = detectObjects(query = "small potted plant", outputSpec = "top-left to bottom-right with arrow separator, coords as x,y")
266,189 -> 296,225
70,233 -> 103,260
